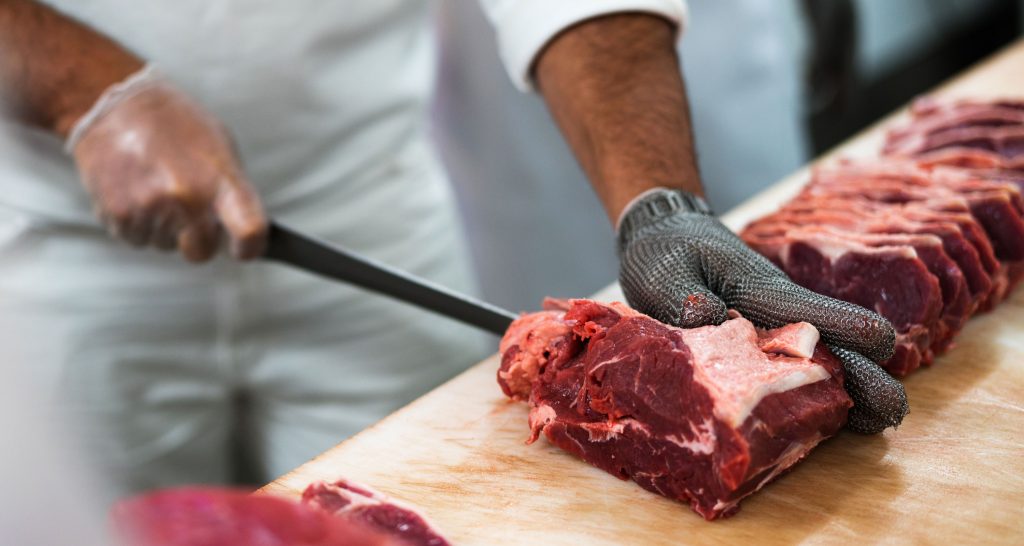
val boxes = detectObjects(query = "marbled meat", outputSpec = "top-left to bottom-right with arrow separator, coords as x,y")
498,299 -> 852,520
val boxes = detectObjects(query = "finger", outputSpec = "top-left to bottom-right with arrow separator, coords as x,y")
151,209 -> 183,251
620,245 -> 728,328
123,213 -> 156,247
103,215 -> 129,243
214,179 -> 267,260
177,215 -> 219,263
829,345 -> 909,434
674,284 -> 729,328
727,275 -> 896,363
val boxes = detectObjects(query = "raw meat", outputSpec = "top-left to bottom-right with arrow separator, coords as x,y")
742,227 -> 941,376
498,299 -> 852,520
735,98 -> 1024,379
112,487 -> 401,546
746,204 -> 991,309
807,162 -> 1024,264
884,99 -> 1024,171
748,198 -> 999,309
805,160 -> 1024,296
303,479 -> 450,546
884,98 -> 1024,159
886,125 -> 1024,159
914,147 -> 1024,172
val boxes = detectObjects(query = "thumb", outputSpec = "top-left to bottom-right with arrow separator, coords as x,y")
215,177 -> 267,260
620,246 -> 728,328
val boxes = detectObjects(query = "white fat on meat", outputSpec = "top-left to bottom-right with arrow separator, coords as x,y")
678,318 -> 831,428
307,479 -> 433,522
578,418 -> 651,443
778,228 -> 920,264
758,322 -> 820,358
664,417 -> 717,455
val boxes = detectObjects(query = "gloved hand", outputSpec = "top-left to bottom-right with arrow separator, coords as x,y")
617,188 -> 908,434
66,65 -> 266,262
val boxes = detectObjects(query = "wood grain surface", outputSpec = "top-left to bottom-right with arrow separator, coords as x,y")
262,40 -> 1024,545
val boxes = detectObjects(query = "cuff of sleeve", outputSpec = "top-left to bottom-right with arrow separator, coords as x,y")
487,0 -> 689,92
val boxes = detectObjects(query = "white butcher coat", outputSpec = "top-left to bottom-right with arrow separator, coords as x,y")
0,0 -> 687,496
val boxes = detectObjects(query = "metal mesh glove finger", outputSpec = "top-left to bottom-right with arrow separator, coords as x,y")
618,188 -> 907,432
829,346 -> 909,434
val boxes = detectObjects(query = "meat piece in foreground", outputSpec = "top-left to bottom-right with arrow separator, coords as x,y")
112,487 -> 401,546
303,479 -> 450,546
499,299 -> 852,520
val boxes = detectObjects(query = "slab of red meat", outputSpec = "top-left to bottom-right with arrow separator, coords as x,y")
807,161 -> 1024,290
770,197 -> 1003,303
934,165 -> 1024,193
912,147 -> 1024,172
303,479 -> 449,546
884,98 -> 1024,158
746,202 -> 992,310
741,227 -> 941,376
799,173 -> 1024,272
112,487 -> 401,546
735,99 -> 1024,382
744,222 -> 970,357
886,125 -> 1024,159
498,299 -> 852,520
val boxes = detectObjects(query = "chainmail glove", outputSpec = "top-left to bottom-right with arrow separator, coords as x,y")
617,188 -> 908,434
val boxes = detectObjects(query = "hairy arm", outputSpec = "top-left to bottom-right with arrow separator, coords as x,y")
0,0 -> 265,261
535,13 -> 701,222
0,0 -> 143,136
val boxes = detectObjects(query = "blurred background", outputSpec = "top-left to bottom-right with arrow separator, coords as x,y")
433,0 -> 1024,312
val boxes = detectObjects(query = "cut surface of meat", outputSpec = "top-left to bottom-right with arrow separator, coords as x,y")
887,124 -> 1024,158
742,227 -> 941,376
885,98 -> 1024,158
738,98 -> 1024,380
498,299 -> 852,520
769,196 -> 1001,286
807,161 -> 1024,292
747,205 -> 991,309
745,218 -> 972,357
913,147 -> 1024,172
799,174 -> 1024,284
112,487 -> 400,546
303,479 -> 450,546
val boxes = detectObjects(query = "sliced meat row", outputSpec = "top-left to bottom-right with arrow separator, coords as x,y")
884,98 -> 1024,163
739,98 -> 1024,377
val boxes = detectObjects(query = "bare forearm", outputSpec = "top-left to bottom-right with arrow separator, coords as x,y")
536,13 -> 702,222
0,0 -> 142,136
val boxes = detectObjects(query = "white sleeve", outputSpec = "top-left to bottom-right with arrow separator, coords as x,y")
477,0 -> 689,92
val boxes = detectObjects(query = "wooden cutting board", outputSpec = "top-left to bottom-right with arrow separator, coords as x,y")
262,41 -> 1024,544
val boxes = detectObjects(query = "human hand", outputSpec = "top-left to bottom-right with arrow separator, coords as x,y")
68,66 -> 266,262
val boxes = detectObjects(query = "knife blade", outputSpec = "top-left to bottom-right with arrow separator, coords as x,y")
263,220 -> 518,336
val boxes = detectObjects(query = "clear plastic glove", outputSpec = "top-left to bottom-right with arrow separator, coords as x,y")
617,188 -> 908,434
66,66 -> 266,262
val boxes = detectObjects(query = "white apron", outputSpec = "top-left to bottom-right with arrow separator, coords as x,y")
0,0 -> 488,495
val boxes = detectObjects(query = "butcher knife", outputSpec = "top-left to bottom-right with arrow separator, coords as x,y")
263,220 -> 518,335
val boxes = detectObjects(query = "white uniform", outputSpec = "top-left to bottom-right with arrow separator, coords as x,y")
0,363 -> 112,546
0,0 -> 686,495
